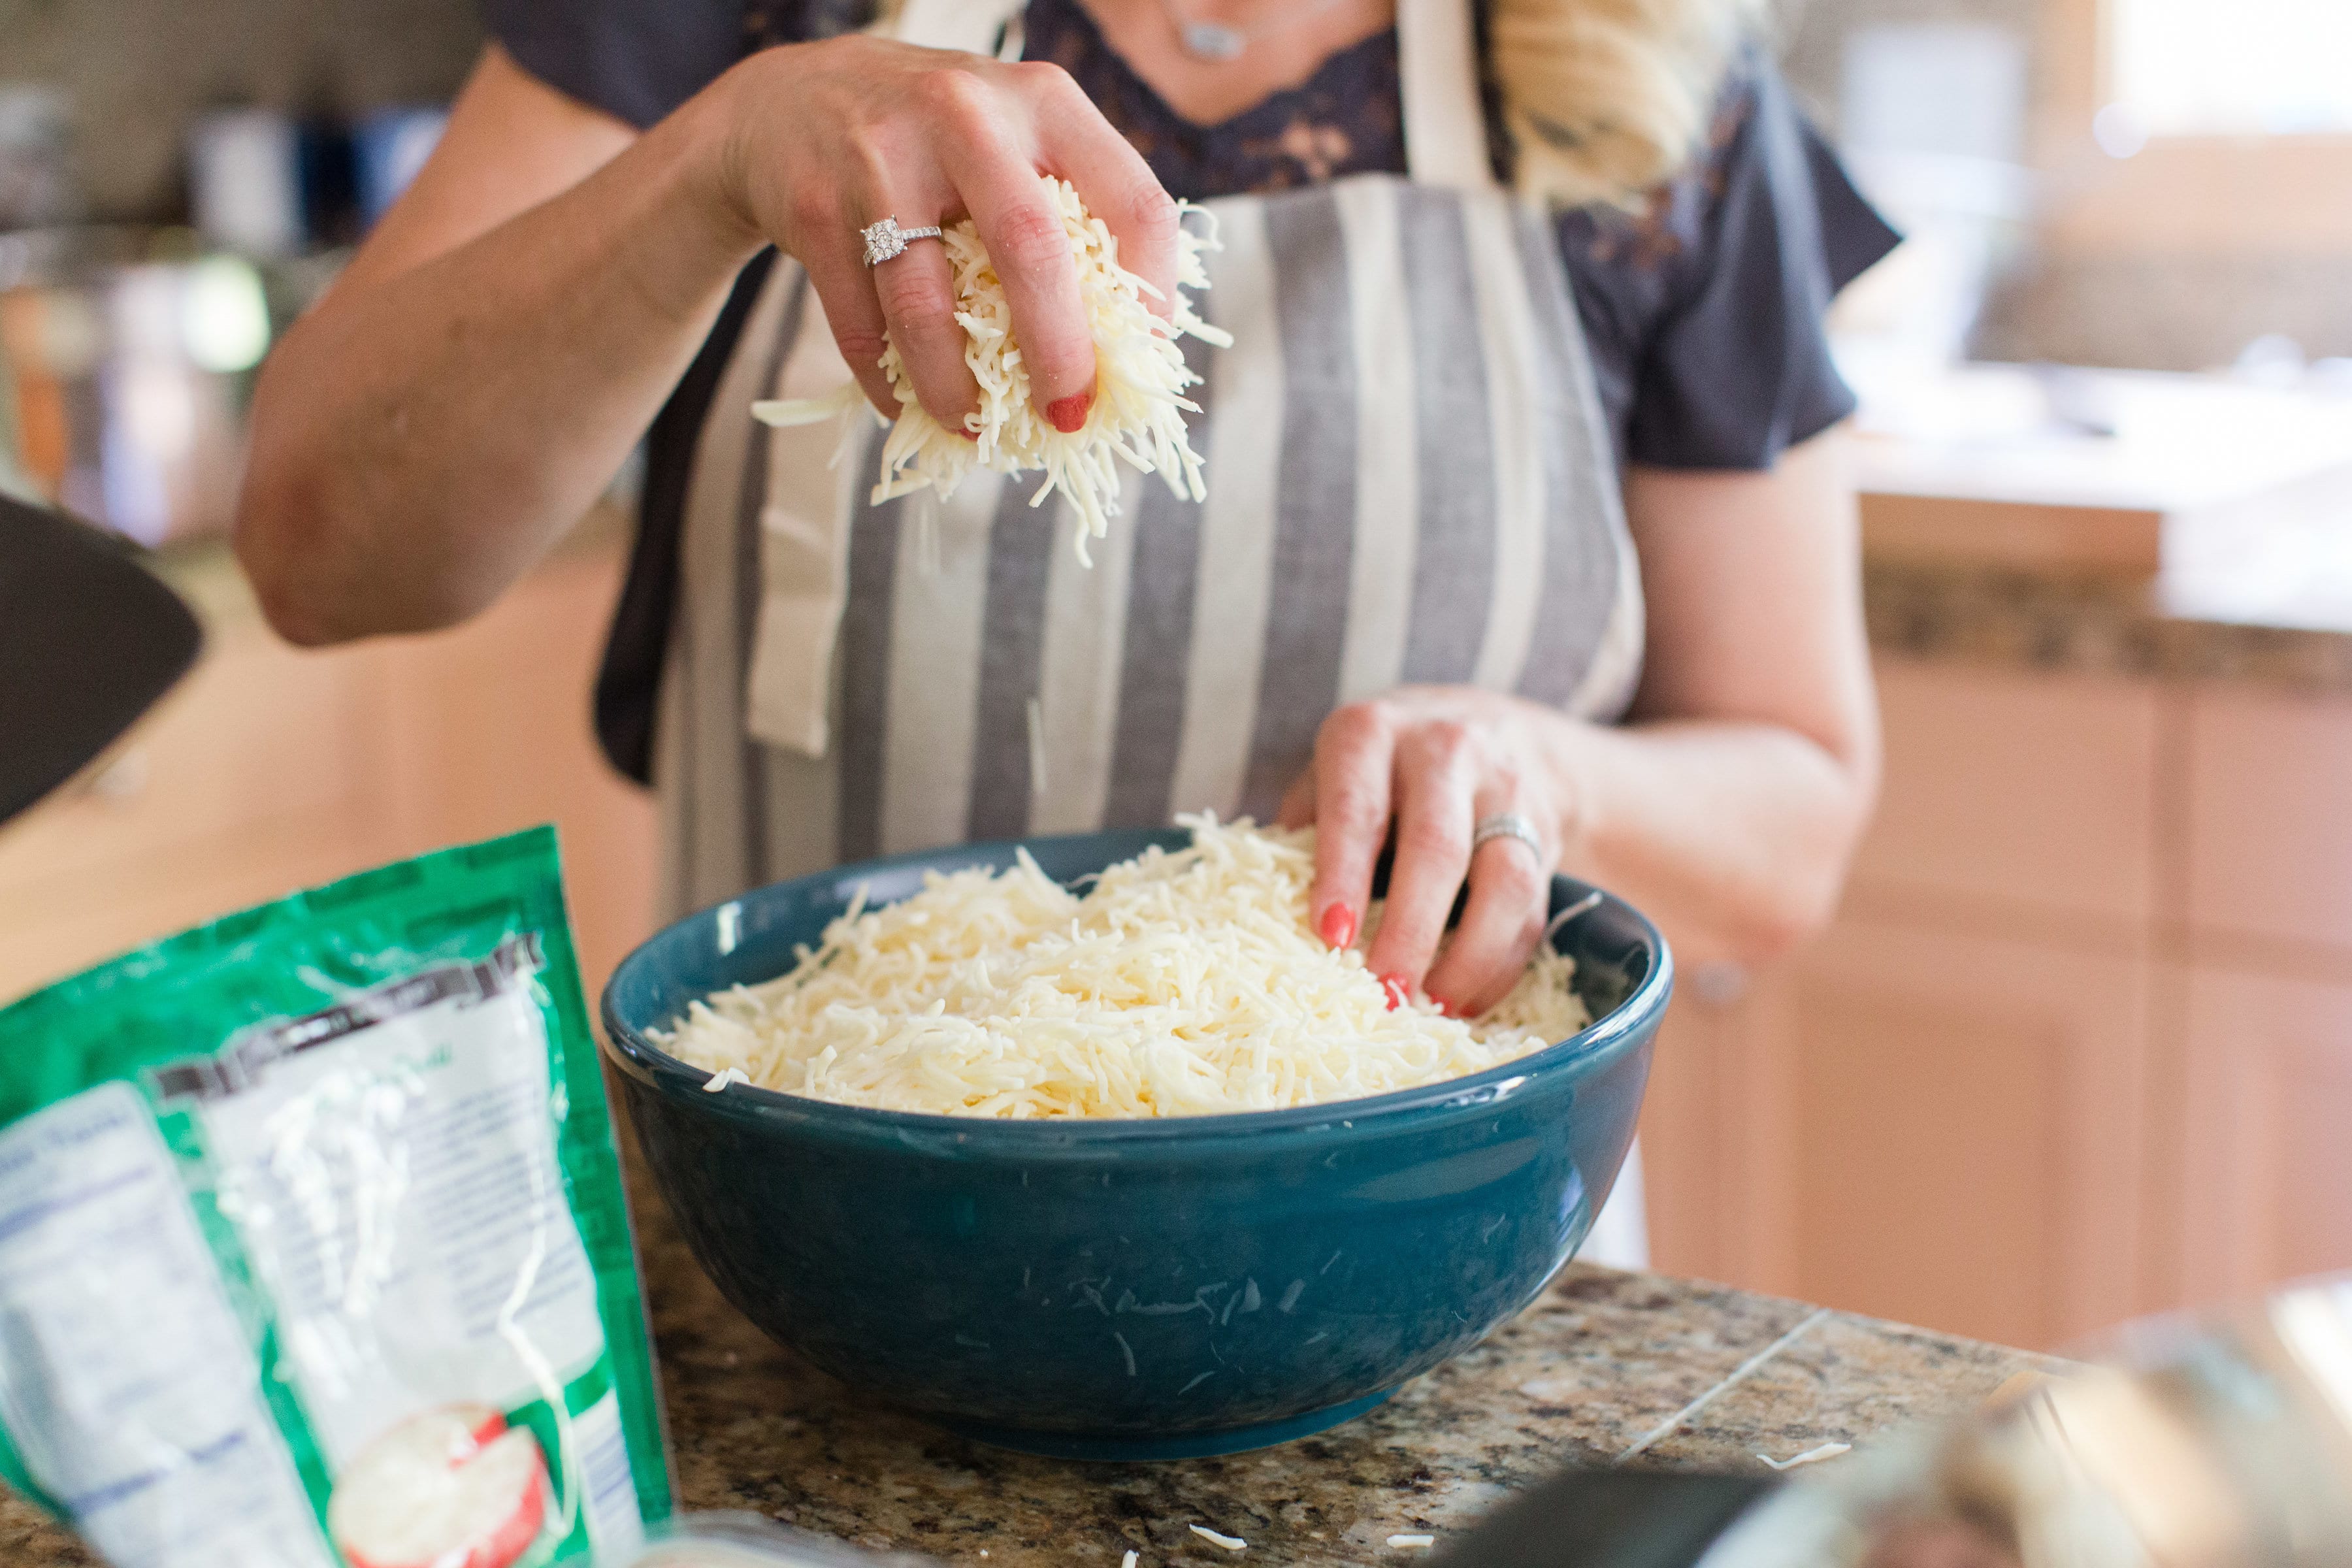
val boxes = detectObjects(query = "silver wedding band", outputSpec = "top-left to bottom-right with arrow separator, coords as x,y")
862,216 -> 944,267
1472,811 -> 1547,866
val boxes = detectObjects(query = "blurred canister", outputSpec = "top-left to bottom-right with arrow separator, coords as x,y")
353,106 -> 446,231
188,108 -> 306,258
0,87 -> 76,231
0,229 -> 270,544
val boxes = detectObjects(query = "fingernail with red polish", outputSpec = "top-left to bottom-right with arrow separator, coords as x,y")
1380,973 -> 1411,1011
1318,903 -> 1358,950
1047,392 -> 1092,434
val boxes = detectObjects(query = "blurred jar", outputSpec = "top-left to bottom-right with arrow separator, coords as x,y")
0,229 -> 272,545
0,86 -> 77,232
1824,23 -> 2036,431
188,108 -> 306,259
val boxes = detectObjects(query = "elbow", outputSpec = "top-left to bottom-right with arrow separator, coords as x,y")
1716,745 -> 1882,969
235,433 -> 479,648
1720,868 -> 1844,969
236,354 -> 367,647
235,467 -> 358,648
235,482 -> 510,649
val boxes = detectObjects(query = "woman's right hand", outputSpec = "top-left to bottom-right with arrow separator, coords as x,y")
706,34 -> 1181,435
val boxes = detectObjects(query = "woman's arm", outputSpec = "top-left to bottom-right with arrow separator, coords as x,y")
238,39 -> 1177,646
1284,428 -> 1880,1011
238,46 -> 737,645
1558,431 -> 1881,961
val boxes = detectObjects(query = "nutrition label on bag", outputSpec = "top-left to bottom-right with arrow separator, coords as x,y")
0,830 -> 668,1568
186,937 -> 617,1472
0,1085 -> 336,1568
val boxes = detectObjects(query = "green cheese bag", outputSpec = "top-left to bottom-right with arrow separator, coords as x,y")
0,828 -> 672,1568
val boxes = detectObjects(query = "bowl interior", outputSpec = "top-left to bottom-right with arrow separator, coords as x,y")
602,827 -> 1669,1128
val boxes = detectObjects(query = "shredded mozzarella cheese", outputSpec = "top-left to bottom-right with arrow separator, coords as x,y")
754,176 -> 1230,566
657,818 -> 1589,1119
1757,1441 -> 1852,1471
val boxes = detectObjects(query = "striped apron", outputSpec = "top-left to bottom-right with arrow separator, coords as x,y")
654,0 -> 1652,1264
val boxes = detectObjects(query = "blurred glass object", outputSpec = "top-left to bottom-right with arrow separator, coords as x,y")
2112,0 -> 2352,137
0,229 -> 267,544
2231,334 -> 2308,389
353,106 -> 447,230
0,87 -> 76,231
1841,24 -> 2028,167
1697,1273 -> 2352,1568
2089,105 -> 2148,161
188,108 -> 304,258
1826,24 -> 2035,419
180,255 -> 270,373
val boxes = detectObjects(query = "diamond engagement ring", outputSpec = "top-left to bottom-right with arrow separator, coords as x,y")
1472,811 -> 1548,866
861,216 -> 944,267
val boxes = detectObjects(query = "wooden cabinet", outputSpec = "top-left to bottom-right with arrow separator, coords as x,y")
1779,921 -> 2148,1349
2176,965 -> 2352,1305
1644,917 -> 2149,1351
1646,657 -> 2352,1350
0,532 -> 657,1010
1639,974 -> 1799,1298
1852,660 -> 2163,930
2185,687 -> 2352,956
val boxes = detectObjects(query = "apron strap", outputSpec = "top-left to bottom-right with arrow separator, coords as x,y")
1399,0 -> 1500,192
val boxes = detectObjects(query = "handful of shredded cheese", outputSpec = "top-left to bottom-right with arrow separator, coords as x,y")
753,175 -> 1230,566
658,819 -> 1589,1119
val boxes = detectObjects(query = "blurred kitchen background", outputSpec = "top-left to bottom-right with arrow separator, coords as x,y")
3,0 -> 2350,1356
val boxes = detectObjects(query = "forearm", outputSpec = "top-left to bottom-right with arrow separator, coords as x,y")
237,82 -> 759,645
1544,714 -> 1876,968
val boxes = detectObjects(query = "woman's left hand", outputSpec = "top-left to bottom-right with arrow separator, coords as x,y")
1278,686 -> 1576,1018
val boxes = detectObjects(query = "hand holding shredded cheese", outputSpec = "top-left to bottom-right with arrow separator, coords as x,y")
657,819 -> 1590,1119
755,175 -> 1230,566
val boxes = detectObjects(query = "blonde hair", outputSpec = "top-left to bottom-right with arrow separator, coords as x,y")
1490,0 -> 1767,209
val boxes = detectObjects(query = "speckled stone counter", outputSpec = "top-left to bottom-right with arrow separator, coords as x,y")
1865,529 -> 2352,694
1,1181 -> 2063,1568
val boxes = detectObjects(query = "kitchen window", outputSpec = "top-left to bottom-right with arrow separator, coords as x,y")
2107,0 -> 2352,140
2042,0 -> 2352,255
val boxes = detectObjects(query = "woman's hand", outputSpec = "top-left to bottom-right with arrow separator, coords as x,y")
1278,687 -> 1580,1018
711,34 -> 1180,433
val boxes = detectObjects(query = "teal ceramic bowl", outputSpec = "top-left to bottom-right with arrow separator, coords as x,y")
601,828 -> 1671,1460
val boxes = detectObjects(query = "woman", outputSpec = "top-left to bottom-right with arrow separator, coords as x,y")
237,0 -> 1890,1264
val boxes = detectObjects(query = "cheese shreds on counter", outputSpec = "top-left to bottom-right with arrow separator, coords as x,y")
1757,1441 -> 1852,1471
657,818 -> 1590,1119
755,174 -> 1231,566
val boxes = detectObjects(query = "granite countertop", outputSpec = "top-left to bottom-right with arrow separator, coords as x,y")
1868,558 -> 2352,693
3,1184 -> 2062,1568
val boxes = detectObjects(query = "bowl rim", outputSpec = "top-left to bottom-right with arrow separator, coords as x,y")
598,829 -> 1674,1151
